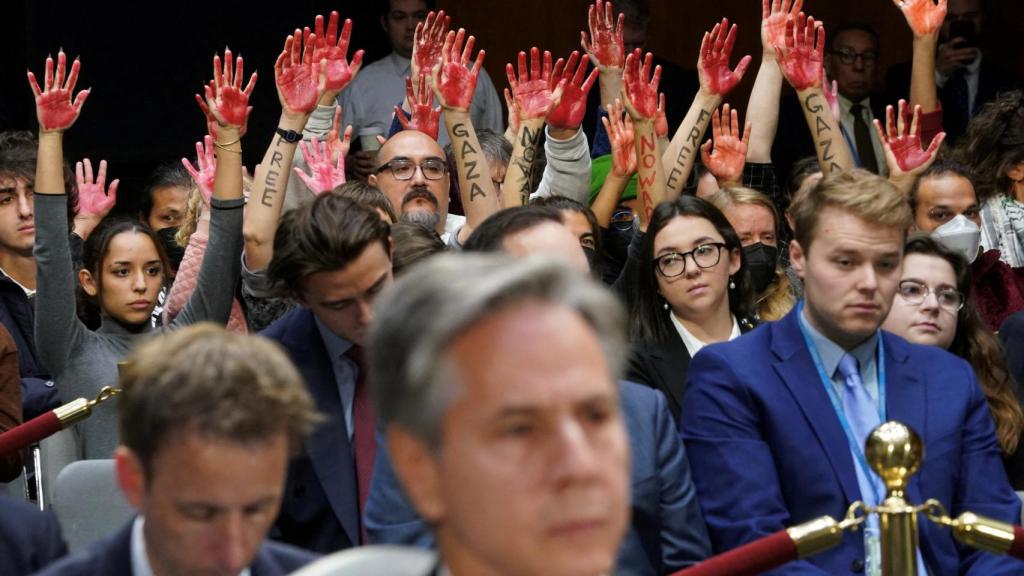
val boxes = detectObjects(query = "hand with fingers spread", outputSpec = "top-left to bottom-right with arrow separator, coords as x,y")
622,50 -> 662,121
326,106 -> 347,161
874,99 -> 945,180
700,104 -> 751,187
547,51 -> 599,131
432,29 -> 486,112
202,48 -> 257,130
182,135 -> 217,203
412,10 -> 451,81
602,99 -> 637,177
503,87 -> 522,144
294,130 -> 352,194
894,0 -> 947,37
75,159 -> 118,217
507,48 -> 565,121
775,13 -> 824,91
581,0 -> 625,70
313,11 -> 364,93
396,76 -> 441,140
275,30 -> 327,116
27,51 -> 90,132
822,68 -> 840,122
699,19 -> 753,97
762,0 -> 804,55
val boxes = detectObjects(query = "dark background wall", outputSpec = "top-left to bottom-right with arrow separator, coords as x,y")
3,1 -> 1021,213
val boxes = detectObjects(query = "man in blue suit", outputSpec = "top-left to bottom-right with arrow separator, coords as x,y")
261,194 -> 393,553
683,170 -> 1022,574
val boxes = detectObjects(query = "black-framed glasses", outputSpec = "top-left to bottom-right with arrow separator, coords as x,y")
897,280 -> 964,312
376,158 -> 448,181
829,49 -> 878,66
655,243 -> 727,278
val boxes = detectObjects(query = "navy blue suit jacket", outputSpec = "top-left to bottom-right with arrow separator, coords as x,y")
0,495 -> 65,576
363,380 -> 712,575
682,308 -> 1022,574
261,307 -> 360,553
33,520 -> 315,576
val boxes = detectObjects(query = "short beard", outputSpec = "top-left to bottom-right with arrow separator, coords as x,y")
399,209 -> 441,232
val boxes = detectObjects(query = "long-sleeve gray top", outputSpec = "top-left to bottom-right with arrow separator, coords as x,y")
33,193 -> 244,459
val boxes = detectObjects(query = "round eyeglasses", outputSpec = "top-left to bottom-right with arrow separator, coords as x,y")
654,243 -> 727,278
897,280 -> 964,312
376,158 -> 448,181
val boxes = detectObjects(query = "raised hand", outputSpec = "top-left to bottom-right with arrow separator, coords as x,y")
432,29 -> 486,112
503,87 -> 522,142
822,68 -> 841,122
581,1 -> 625,70
326,105 -> 347,161
27,51 -> 89,132
893,0 -> 946,37
602,99 -> 637,177
655,93 -> 668,138
873,99 -> 945,176
313,11 -> 364,93
506,48 -> 566,121
275,30 -> 327,115
181,135 -> 217,203
412,10 -> 450,80
762,0 -> 804,54
700,104 -> 751,186
699,19 -> 753,97
396,76 -> 441,140
621,50 -> 661,121
294,130 -> 351,194
775,13 -> 825,91
547,51 -> 599,131
202,48 -> 257,129
75,159 -> 118,216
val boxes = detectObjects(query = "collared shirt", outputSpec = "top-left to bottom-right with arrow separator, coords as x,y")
314,316 -> 358,440
131,516 -> 252,576
0,267 -> 34,300
837,94 -> 888,177
936,53 -> 982,115
337,52 -> 503,149
798,308 -> 880,405
669,313 -> 742,358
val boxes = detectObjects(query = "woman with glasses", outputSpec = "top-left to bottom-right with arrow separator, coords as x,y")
882,235 -> 1024,488
626,196 -> 756,424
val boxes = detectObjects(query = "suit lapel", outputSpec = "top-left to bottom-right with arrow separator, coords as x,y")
646,331 -> 690,416
96,521 -> 135,576
879,332 -> 927,504
282,310 -> 360,545
771,311 -> 861,505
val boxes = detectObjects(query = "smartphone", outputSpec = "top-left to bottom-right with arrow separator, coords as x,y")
948,20 -> 977,48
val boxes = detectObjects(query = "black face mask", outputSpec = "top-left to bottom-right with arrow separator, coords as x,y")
582,246 -> 601,277
156,226 -> 185,273
742,242 -> 778,294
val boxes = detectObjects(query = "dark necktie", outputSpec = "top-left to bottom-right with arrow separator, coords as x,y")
346,345 -> 377,544
941,72 -> 971,143
850,103 -> 879,174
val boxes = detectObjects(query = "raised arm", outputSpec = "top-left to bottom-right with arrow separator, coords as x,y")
874,99 -> 945,193
72,158 -> 118,240
622,51 -> 666,231
396,76 -> 441,140
432,29 -> 500,243
242,29 -> 328,272
776,14 -> 854,174
581,0 -> 625,111
293,115 -> 352,195
700,104 -> 751,192
894,0 -> 946,113
746,0 -> 802,162
591,99 -> 637,228
663,19 -> 751,198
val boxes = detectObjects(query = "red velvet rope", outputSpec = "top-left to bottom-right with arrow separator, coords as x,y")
672,530 -> 799,576
0,411 -> 61,458
1008,525 -> 1024,560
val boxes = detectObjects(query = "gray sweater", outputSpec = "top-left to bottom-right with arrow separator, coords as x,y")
33,193 -> 244,459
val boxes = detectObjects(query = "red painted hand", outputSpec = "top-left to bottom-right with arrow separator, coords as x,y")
503,88 -> 522,139
873,99 -> 945,174
655,93 -> 668,138
700,104 -> 751,185
893,0 -> 947,37
397,76 -> 441,140
75,159 -> 118,216
762,0 -> 804,53
506,48 -> 566,121
581,1 -> 625,70
412,10 -> 451,80
181,135 -> 217,204
602,99 -> 637,177
621,50 -> 661,120
326,106 -> 346,162
547,51 -> 599,130
822,68 -> 841,122
27,51 -> 90,132
275,30 -> 327,115
699,19 -> 753,97
202,48 -> 257,129
432,29 -> 486,112
314,12 -> 364,92
775,13 -> 825,91
294,131 -> 351,194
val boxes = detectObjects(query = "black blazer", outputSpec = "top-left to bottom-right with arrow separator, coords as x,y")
0,495 -> 66,576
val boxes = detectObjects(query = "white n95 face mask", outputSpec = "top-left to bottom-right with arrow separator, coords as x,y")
932,214 -> 981,263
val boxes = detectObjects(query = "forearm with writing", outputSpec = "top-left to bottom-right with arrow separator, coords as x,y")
445,110 -> 499,242
797,88 -> 853,175
662,91 -> 718,198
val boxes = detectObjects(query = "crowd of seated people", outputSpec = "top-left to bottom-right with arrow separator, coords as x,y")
2,0 -> 1024,575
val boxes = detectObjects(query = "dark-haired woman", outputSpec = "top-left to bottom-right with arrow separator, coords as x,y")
626,196 -> 756,424
882,235 -> 1024,488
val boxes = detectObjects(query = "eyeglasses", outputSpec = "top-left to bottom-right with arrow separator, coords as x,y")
829,49 -> 878,66
897,280 -> 964,312
655,243 -> 726,278
611,209 -> 636,232
376,158 -> 448,181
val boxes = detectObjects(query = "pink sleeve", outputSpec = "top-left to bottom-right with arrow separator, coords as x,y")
164,231 -> 248,333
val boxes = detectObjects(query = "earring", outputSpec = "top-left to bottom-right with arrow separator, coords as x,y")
663,302 -> 670,310
729,277 -> 736,290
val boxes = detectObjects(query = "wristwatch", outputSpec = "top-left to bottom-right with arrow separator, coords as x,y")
276,127 -> 302,143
